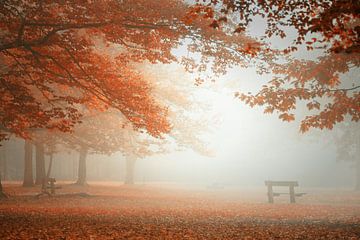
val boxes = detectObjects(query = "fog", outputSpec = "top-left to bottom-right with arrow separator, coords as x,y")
98,91 -> 353,188
2,66 -> 354,190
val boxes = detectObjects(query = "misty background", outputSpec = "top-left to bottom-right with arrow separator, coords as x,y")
0,65 -> 355,189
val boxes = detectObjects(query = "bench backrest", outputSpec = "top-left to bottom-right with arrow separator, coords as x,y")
265,181 -> 298,187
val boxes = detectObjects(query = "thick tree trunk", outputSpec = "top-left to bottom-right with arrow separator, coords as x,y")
75,146 -> 88,186
125,156 -> 136,185
23,140 -> 34,187
355,159 -> 360,191
35,143 -> 46,185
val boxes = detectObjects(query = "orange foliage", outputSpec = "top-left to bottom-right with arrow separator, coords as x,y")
0,0 -> 268,141
190,0 -> 359,132
0,0 -> 190,140
0,184 -> 359,239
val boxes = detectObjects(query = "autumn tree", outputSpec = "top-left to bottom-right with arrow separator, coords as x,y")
0,0 -> 264,140
1,0 -> 192,141
189,0 -> 359,132
2,0 -> 196,191
121,127 -> 166,185
36,109 -> 124,186
1,0 -> 268,194
51,64 -> 216,186
27,129 -> 64,185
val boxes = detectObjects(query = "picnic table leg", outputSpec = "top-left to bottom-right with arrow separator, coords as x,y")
289,186 -> 296,203
267,185 -> 274,203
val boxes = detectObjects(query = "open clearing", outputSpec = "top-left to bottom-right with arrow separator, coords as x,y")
0,182 -> 359,239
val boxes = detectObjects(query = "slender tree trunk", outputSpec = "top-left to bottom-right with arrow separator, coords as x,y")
0,146 -> 6,180
35,143 -> 46,185
23,140 -> 34,187
2,154 -> 6,181
46,153 -> 53,179
356,159 -> 360,191
125,156 -> 136,185
0,172 -> 3,195
0,171 -> 7,198
76,146 -> 88,185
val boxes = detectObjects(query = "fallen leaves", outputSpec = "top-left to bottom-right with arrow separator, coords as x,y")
0,183 -> 359,239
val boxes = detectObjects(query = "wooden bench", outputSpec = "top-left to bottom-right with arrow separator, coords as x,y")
265,181 -> 306,203
37,177 -> 61,197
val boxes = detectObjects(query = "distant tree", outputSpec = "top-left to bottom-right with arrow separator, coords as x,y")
121,65 -> 215,185
40,109 -> 135,185
28,129 -> 62,184
122,128 -> 166,185
22,139 -> 33,187
333,122 -> 360,190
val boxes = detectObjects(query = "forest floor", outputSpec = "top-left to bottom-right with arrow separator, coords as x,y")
0,182 -> 359,239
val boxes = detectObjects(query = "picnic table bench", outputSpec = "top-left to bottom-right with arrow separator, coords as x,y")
265,180 -> 306,203
36,177 -> 61,197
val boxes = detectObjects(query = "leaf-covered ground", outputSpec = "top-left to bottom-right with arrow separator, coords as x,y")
0,182 -> 359,239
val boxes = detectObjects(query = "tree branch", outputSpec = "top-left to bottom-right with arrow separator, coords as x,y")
328,85 -> 360,92
0,19 -> 171,51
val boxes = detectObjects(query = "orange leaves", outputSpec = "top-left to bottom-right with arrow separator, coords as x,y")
237,48 -> 359,132
306,101 -> 321,111
235,77 -> 358,132
0,0 -> 185,141
184,5 -> 215,25
209,20 -> 220,29
264,106 -> 274,114
1,184 -> 360,239
188,0 -> 359,133
279,113 -> 295,122
194,0 -> 360,55
238,43 -> 261,57
234,26 -> 246,34
194,77 -> 205,86
299,91 -> 360,132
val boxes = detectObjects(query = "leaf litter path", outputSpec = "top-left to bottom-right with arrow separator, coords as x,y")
0,182 -> 359,239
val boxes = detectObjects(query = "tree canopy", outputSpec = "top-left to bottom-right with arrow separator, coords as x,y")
1,0 -> 359,144
0,0 -> 187,140
1,0 -> 257,141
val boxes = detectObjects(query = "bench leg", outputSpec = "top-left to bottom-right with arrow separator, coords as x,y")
289,186 -> 295,203
50,182 -> 55,195
267,185 -> 274,203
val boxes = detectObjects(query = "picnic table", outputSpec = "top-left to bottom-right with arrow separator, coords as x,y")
265,180 -> 306,203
